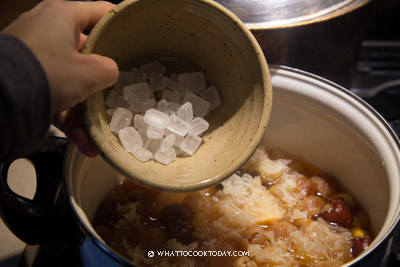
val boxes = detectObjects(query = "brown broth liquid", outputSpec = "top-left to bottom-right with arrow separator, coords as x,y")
93,149 -> 375,266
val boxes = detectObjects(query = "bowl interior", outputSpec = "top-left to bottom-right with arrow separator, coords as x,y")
81,0 -> 271,192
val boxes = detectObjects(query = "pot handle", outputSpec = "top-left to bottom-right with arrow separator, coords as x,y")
0,136 -> 80,245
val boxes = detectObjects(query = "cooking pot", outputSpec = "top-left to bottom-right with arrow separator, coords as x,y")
1,66 -> 400,266
214,0 -> 372,88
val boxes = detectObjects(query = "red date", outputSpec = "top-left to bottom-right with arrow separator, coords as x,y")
160,203 -> 194,227
321,198 -> 353,228
352,236 -> 373,258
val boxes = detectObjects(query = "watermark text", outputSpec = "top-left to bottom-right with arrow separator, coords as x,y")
147,250 -> 250,258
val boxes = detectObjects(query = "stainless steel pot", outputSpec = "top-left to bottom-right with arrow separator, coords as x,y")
1,66 -> 399,266
215,0 -> 372,88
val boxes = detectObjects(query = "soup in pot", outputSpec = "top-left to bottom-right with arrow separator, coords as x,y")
93,147 -> 374,266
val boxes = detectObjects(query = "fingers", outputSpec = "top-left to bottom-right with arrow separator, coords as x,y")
52,108 -> 99,157
70,1 -> 116,31
78,53 -> 119,96
52,110 -> 79,141
72,1 -> 118,96
78,33 -> 87,51
77,143 -> 99,158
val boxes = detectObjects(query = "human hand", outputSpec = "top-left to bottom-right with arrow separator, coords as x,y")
2,0 -> 119,156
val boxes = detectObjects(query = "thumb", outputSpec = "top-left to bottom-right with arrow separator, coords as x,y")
79,53 -> 119,97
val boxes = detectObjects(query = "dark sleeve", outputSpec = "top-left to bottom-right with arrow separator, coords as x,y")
0,34 -> 51,162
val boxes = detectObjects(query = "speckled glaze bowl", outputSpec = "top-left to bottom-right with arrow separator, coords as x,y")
80,0 -> 271,192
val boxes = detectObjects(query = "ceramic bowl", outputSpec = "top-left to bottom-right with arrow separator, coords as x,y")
80,0 -> 271,192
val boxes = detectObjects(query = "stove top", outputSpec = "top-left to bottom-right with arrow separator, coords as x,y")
15,1 -> 400,267
350,0 -> 400,123
351,40 -> 400,122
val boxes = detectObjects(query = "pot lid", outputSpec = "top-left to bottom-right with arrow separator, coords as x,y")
215,0 -> 370,28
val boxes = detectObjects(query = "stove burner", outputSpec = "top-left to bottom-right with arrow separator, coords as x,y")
351,40 -> 400,122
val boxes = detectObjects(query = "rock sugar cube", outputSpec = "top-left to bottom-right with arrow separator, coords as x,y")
147,125 -> 165,139
114,71 -> 135,94
139,61 -> 166,78
144,138 -> 162,155
109,108 -> 133,133
162,77 -> 181,91
144,109 -> 170,129
178,72 -> 206,92
177,102 -> 193,122
105,89 -> 120,109
180,135 -> 202,155
188,117 -> 209,136
167,115 -> 190,136
129,98 -> 155,112
134,114 -> 148,133
118,127 -> 143,152
162,90 -> 181,104
182,92 -> 210,118
149,76 -> 165,91
161,134 -> 176,152
131,147 -> 153,162
155,149 -> 176,165
201,85 -> 221,112
123,82 -> 151,104
108,61 -> 222,166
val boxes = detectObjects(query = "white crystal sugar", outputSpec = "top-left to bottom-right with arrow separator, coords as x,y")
109,108 -> 133,133
167,115 -> 190,136
178,72 -> 206,92
131,146 -> 153,162
129,98 -> 155,112
180,135 -> 202,155
108,62 -> 221,165
123,82 -> 151,104
147,125 -> 165,139
177,102 -> 193,122
144,109 -> 170,129
105,89 -> 120,109
162,77 -> 181,91
166,102 -> 181,115
201,85 -> 221,112
157,99 -> 168,113
134,114 -> 148,133
139,61 -> 166,78
118,127 -> 143,152
144,138 -> 162,155
114,71 -> 135,94
182,92 -> 210,118
155,149 -> 176,165
188,117 -> 209,136
162,90 -> 181,104
160,134 -> 176,152
149,76 -> 165,92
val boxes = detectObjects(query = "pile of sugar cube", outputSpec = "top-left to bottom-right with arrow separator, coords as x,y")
106,61 -> 221,165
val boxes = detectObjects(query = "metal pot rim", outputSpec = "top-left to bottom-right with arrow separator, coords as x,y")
217,0 -> 372,30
